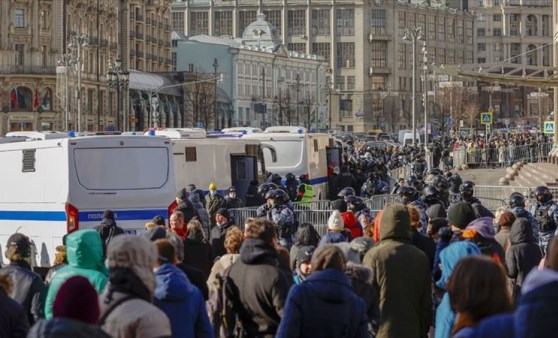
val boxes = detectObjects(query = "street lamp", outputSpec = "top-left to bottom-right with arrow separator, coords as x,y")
67,34 -> 90,133
273,95 -> 279,126
403,27 -> 423,146
213,58 -> 219,130
106,58 -> 129,131
326,72 -> 334,131
261,66 -> 266,127
422,40 -> 430,170
57,54 -> 72,131
295,73 -> 301,126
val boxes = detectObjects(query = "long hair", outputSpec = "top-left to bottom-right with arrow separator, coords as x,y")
295,223 -> 321,246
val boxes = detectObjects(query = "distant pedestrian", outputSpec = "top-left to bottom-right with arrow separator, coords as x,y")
319,209 -> 350,245
183,219 -> 214,279
170,211 -> 187,240
206,182 -> 225,228
289,223 -> 321,270
210,208 -> 236,258
207,226 -> 243,292
222,186 -> 244,210
0,273 -> 29,338
292,245 -> 315,284
494,211 -> 515,252
0,233 -> 46,325
175,188 -> 199,226
94,210 -> 125,248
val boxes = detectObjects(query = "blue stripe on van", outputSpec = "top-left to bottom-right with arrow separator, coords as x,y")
309,176 -> 328,185
0,209 -> 168,222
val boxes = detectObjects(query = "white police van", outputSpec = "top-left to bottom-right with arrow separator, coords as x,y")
0,133 -> 177,266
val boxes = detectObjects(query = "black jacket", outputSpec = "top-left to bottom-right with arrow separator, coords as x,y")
345,262 -> 380,331
228,238 -> 292,338
411,229 -> 436,270
175,200 -> 199,225
210,219 -> 235,258
0,261 -> 46,325
176,263 -> 209,301
0,289 -> 29,338
183,238 -> 214,280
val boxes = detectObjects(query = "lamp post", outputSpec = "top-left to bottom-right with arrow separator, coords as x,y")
213,58 -> 219,130
261,66 -> 266,127
403,27 -> 423,146
295,73 -> 301,126
67,34 -> 90,133
273,95 -> 279,126
422,40 -> 431,169
57,54 -> 72,131
106,58 -> 129,131
326,74 -> 333,131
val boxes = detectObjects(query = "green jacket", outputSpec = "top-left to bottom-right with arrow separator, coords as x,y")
44,229 -> 108,319
363,204 -> 432,338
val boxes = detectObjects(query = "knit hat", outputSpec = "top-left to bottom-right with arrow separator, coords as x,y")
103,210 -> 115,221
106,235 -> 157,294
6,233 -> 31,257
350,237 -> 374,257
53,276 -> 99,324
152,215 -> 166,226
311,244 -> 346,272
328,210 -> 345,231
216,208 -> 230,220
295,245 -> 315,268
142,226 -> 167,242
447,202 -> 476,229
331,199 -> 348,212
335,242 -> 360,264
497,211 -> 516,228
426,204 -> 447,220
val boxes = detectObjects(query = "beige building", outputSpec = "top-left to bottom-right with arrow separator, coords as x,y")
0,0 -> 173,135
171,0 -> 473,133
469,0 -> 553,124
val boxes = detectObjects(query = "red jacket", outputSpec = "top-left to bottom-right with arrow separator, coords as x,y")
341,211 -> 363,240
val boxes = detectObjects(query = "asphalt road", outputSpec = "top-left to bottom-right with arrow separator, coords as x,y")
453,166 -> 509,186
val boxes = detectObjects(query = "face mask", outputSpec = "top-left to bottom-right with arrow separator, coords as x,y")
210,190 -> 216,196
229,192 -> 236,198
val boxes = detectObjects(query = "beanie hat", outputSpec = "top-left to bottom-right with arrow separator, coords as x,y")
328,210 -> 344,231
426,204 -> 447,220
216,208 -> 230,220
142,226 -> 167,242
53,276 -> 100,324
209,182 -> 217,191
335,242 -> 360,264
103,210 -> 115,221
152,215 -> 166,226
295,245 -> 315,268
447,202 -> 476,229
6,233 -> 31,257
311,244 -> 346,272
106,235 -> 157,295
350,237 -> 374,257
331,199 -> 348,212
497,211 -> 516,228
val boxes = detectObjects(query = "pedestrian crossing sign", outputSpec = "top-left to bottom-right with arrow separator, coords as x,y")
544,121 -> 555,134
480,112 -> 493,125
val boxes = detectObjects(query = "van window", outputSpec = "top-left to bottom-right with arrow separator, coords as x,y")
73,147 -> 170,190
262,140 -> 303,168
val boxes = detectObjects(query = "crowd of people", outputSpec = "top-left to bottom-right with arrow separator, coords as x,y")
1,132 -> 558,337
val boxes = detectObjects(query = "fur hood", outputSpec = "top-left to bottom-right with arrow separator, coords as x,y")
344,262 -> 374,285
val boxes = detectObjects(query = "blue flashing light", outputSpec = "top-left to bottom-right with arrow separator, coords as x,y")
147,129 -> 156,136
242,130 -> 247,135
297,128 -> 304,134
68,131 -> 76,137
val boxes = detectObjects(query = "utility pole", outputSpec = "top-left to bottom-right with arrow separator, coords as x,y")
213,58 -> 219,130
295,73 -> 301,125
403,27 -> 423,146
261,66 -> 266,127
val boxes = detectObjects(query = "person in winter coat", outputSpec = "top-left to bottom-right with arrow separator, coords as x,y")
227,218 -> 292,337
342,198 -> 364,239
0,233 -> 46,325
210,208 -> 236,258
435,241 -> 481,338
28,276 -> 110,338
319,210 -> 351,245
170,210 -> 188,241
509,192 -> 540,243
99,235 -> 171,338
245,179 -> 262,207
221,186 -> 244,210
461,216 -> 505,264
289,223 -> 321,270
175,188 -> 200,227
183,219 -> 214,279
494,211 -> 515,253
94,210 -> 125,248
206,226 -> 243,292
206,183 -> 225,228
153,239 -> 212,338
276,245 -> 369,338
408,205 -> 436,270
0,273 -> 29,338
292,245 -> 315,284
256,189 -> 296,248
188,192 -> 211,239
506,217 -> 542,302
446,256 -> 512,338
44,229 -> 108,320
362,204 -> 432,338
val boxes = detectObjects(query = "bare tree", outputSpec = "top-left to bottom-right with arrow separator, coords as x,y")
463,100 -> 480,128
184,74 -> 215,128
301,93 -> 316,129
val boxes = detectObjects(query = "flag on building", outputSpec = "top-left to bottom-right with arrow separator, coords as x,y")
41,89 -> 50,110
11,87 -> 19,109
33,88 -> 40,109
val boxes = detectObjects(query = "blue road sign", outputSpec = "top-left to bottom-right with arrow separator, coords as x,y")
480,112 -> 493,125
544,121 -> 555,134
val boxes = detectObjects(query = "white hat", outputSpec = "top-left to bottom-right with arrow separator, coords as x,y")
328,210 -> 344,231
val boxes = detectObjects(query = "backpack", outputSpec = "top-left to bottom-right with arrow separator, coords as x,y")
206,265 -> 246,338
535,204 -> 557,233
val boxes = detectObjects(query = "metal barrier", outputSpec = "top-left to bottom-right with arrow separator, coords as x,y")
474,185 -> 532,201
292,200 -> 332,211
452,142 -> 553,168
366,194 -> 401,211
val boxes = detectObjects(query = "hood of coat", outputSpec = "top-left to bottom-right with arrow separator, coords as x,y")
344,262 -> 374,285
218,253 -> 240,270
239,238 -> 278,264
436,241 -> 481,289
464,216 -> 496,239
188,193 -> 203,209
154,263 -> 190,302
66,229 -> 105,271
305,268 -> 354,303
521,268 -> 558,295
510,217 -> 536,245
379,204 -> 412,243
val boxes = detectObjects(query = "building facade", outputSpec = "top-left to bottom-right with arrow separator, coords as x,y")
174,14 -> 328,129
171,0 -> 474,133
470,0 -> 553,125
0,0 -> 174,135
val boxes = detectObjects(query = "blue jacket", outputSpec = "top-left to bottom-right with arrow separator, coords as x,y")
435,242 -> 481,338
319,231 -> 349,245
154,263 -> 213,338
276,269 -> 368,338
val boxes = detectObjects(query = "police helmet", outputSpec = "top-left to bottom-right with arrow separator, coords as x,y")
338,187 -> 356,199
346,195 -> 365,209
265,188 -> 288,204
460,180 -> 475,196
432,174 -> 449,190
270,173 -> 282,185
423,185 -> 439,199
428,168 -> 442,176
285,172 -> 296,182
399,186 -> 418,204
258,182 -> 278,196
407,175 -> 420,188
534,186 -> 553,203
509,192 -> 526,208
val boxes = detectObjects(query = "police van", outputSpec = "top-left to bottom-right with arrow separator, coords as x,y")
0,134 -> 177,266
242,126 -> 340,201
147,128 -> 271,203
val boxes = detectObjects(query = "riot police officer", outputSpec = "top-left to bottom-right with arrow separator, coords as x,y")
530,186 -> 558,254
509,192 -> 540,243
256,188 -> 295,248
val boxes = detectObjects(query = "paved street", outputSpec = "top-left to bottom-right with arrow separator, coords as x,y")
454,167 -> 509,186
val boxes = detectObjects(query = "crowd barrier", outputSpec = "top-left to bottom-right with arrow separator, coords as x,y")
452,142 -> 553,168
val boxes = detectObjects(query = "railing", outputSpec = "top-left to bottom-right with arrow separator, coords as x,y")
0,65 -> 56,75
452,142 -> 553,168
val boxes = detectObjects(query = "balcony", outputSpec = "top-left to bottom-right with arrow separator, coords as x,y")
136,14 -> 144,22
135,31 -> 144,40
0,65 -> 57,75
136,50 -> 144,58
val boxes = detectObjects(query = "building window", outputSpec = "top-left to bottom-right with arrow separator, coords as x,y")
457,20 -> 464,43
477,43 -> 486,52
263,10 -> 281,35
347,76 -> 355,90
340,99 -> 352,117
15,9 -> 25,28
493,14 -> 502,22
239,11 -> 257,36
312,42 -> 330,61
370,41 -> 387,67
311,9 -> 330,35
477,14 -> 485,22
543,44 -> 551,66
215,11 -> 233,36
477,28 -> 485,36
478,58 -> 486,63
526,15 -> 538,36
370,9 -> 386,35
15,44 -> 24,65
542,15 -> 550,36
526,44 -> 538,66
438,18 -> 445,41
493,28 -> 501,36
494,42 -> 502,51
398,44 -> 407,70
428,16 -> 436,40
288,10 -> 306,35
336,76 -> 345,91
336,42 -> 355,68
510,43 -> 521,64
371,76 -> 385,90
336,9 -> 354,36
287,43 -> 306,53
509,14 -> 519,36
172,12 -> 184,33
189,12 -> 208,35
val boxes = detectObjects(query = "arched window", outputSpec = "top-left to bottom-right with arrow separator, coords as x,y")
526,15 -> 537,36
